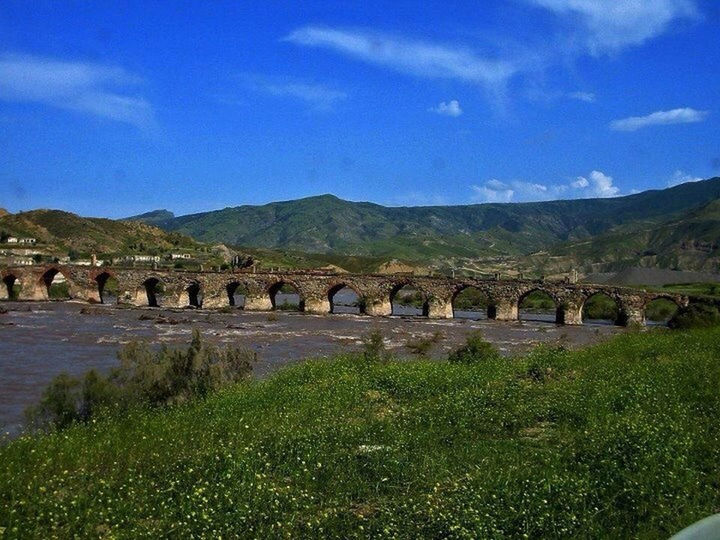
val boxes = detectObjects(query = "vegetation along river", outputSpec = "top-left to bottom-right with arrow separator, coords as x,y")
0,296 -> 626,435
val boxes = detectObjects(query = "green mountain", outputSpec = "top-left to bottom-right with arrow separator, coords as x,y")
128,178 -> 720,263
126,209 -> 176,226
0,209 -> 199,258
528,198 -> 720,275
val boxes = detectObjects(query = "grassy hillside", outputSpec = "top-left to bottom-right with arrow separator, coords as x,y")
528,198 -> 720,275
2,329 -> 720,537
0,210 -> 200,259
128,178 -> 720,260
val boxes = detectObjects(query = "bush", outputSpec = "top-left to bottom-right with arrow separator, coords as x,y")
363,328 -> 390,363
405,331 -> 444,357
448,331 -> 500,364
523,344 -> 571,382
26,330 -> 255,430
668,303 -> 720,330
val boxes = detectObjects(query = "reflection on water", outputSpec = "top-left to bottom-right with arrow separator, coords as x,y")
0,302 -> 624,435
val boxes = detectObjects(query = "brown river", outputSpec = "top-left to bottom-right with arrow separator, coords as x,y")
0,299 -> 624,436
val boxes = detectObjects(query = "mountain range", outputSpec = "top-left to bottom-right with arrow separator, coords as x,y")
128,178 -> 720,274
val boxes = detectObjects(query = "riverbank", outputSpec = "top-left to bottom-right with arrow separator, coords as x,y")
2,328 -> 719,537
0,301 -> 622,434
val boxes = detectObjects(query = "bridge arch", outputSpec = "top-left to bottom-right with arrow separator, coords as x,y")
95,271 -> 119,305
582,291 -> 622,325
518,288 -> 562,324
1,272 -> 21,300
179,281 -> 203,308
268,280 -> 305,311
643,295 -> 681,325
390,282 -> 429,317
327,282 -> 365,314
140,276 -> 165,307
451,284 -> 494,319
41,267 -> 71,300
226,281 -> 252,308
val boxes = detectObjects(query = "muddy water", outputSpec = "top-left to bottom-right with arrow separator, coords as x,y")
0,301 -> 623,435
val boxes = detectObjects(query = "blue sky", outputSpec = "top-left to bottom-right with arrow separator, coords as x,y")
1,0 -> 719,218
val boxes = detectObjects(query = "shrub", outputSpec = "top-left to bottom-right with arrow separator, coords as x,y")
448,331 -> 500,364
25,374 -> 80,430
668,303 -> 720,330
523,344 -> 571,382
406,331 -> 444,356
363,328 -> 389,363
26,330 -> 255,430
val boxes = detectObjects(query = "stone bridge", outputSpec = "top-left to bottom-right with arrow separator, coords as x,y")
0,265 -> 693,326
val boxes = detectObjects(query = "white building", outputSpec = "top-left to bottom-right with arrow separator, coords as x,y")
121,254 -> 161,263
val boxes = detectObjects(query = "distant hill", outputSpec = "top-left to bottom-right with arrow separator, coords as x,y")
0,209 -> 198,257
529,198 -> 720,274
126,209 -> 176,226
127,178 -> 720,265
584,268 -> 720,287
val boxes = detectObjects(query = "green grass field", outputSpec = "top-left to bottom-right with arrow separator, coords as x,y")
659,282 -> 720,299
2,329 -> 720,538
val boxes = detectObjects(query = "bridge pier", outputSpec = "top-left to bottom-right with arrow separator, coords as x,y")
620,307 -> 645,326
365,297 -> 392,317
202,294 -> 227,308
305,297 -> 330,314
18,280 -> 48,301
74,287 -> 101,303
617,297 -> 647,326
558,302 -> 583,325
244,294 -> 273,311
492,299 -> 518,321
427,297 -> 453,319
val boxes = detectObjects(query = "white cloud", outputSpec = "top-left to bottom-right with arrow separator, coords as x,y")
610,107 -> 709,131
284,26 -> 519,91
471,182 -> 515,203
568,91 -> 596,103
471,179 -> 549,203
471,170 -> 620,202
428,100 -> 462,117
573,170 -> 620,197
667,169 -> 703,187
525,0 -> 697,53
240,73 -> 346,111
0,53 -> 156,130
